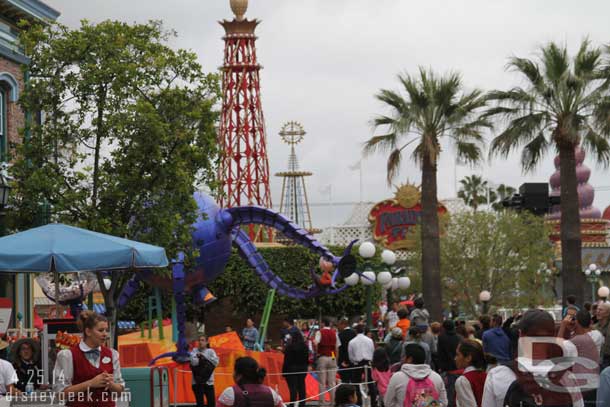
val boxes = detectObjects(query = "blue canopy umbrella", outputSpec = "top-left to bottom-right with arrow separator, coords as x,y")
0,223 -> 168,273
0,223 -> 169,311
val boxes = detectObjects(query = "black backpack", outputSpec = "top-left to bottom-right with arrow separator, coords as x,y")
503,379 -> 576,407
190,354 -> 216,385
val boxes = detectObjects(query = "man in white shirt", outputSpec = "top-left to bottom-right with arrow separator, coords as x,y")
348,324 -> 374,405
0,358 -> 19,395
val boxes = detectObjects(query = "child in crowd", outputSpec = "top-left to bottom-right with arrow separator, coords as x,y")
371,348 -> 392,404
335,384 -> 359,407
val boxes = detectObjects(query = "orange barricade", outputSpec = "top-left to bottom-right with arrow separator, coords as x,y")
120,329 -> 330,404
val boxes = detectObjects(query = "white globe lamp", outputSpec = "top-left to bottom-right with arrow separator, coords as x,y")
598,286 -> 610,299
479,290 -> 491,302
361,271 -> 376,286
344,273 -> 359,286
381,250 -> 396,265
377,271 -> 392,285
398,276 -> 411,290
358,242 -> 376,259
391,278 -> 399,291
585,268 -> 591,276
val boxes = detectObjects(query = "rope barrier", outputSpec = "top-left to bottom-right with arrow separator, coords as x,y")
283,380 -> 377,406
174,364 -> 366,376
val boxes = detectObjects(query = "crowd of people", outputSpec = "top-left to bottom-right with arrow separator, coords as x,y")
1,296 -> 610,407
210,296 -> 610,407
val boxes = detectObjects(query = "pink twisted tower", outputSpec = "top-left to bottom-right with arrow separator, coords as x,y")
549,146 -> 602,219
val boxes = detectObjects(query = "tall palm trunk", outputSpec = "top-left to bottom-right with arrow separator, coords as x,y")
421,153 -> 443,321
558,143 -> 584,306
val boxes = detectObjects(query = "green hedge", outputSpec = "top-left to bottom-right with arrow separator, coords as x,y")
118,245 -> 386,323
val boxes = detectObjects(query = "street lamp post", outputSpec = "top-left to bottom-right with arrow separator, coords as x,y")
537,264 -> 554,302
584,264 -> 602,302
479,290 -> 491,315
0,168 -> 12,237
358,242 -> 376,330
345,243 -> 403,329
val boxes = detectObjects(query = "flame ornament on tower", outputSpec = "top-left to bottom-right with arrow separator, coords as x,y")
230,0 -> 248,21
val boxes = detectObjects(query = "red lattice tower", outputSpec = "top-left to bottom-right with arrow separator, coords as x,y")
218,1 -> 273,241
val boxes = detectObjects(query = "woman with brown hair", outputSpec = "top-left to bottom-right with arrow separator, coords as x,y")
53,311 -> 124,406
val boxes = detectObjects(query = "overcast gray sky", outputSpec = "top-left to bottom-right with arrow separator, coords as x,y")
46,0 -> 610,227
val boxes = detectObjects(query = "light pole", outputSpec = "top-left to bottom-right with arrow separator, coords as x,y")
584,264 -> 602,302
598,286 -> 610,303
344,243 -> 403,329
479,290 -> 491,315
0,167 -> 12,237
537,264 -> 554,303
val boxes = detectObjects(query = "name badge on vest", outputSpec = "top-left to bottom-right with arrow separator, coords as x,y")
102,356 -> 112,365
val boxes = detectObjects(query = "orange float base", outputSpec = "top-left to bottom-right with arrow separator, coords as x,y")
119,327 -> 330,404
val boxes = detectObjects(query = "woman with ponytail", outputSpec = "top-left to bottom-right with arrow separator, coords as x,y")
53,311 -> 124,406
454,339 -> 487,407
218,357 -> 285,407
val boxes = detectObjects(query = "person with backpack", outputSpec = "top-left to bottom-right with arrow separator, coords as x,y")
454,339 -> 486,407
190,335 -> 219,407
217,356 -> 285,407
384,343 -> 447,407
500,309 -> 583,407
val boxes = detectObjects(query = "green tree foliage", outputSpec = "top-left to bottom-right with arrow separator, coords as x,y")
364,68 -> 491,320
411,211 -> 555,316
486,40 -> 610,305
11,20 -> 220,342
206,246 -> 380,320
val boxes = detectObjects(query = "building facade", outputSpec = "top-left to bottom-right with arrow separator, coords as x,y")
0,0 -> 59,331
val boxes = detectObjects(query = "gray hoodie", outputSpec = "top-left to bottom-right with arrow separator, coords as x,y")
383,363 -> 448,407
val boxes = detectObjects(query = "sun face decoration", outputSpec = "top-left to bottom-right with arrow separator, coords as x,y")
395,184 -> 421,208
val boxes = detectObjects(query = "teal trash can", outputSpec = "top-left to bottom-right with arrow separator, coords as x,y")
122,366 -> 170,407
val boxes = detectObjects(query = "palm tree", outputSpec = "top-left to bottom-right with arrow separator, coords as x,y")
364,68 -> 491,320
457,175 -> 495,211
491,184 -> 517,211
486,40 -> 610,306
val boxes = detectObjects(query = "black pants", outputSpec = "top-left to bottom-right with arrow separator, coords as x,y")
192,383 -> 215,407
338,362 -> 354,384
285,374 -> 306,403
353,360 -> 374,406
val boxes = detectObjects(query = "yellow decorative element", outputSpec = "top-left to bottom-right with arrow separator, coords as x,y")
395,184 -> 421,209
230,0 -> 248,21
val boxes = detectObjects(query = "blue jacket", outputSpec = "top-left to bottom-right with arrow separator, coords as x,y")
482,327 -> 511,363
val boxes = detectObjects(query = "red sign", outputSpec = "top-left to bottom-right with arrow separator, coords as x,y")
368,185 -> 448,250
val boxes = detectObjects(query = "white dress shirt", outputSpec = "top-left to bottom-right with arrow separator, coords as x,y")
314,327 -> 341,347
455,366 -> 479,407
0,359 -> 18,394
348,333 -> 374,364
53,341 -> 125,393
